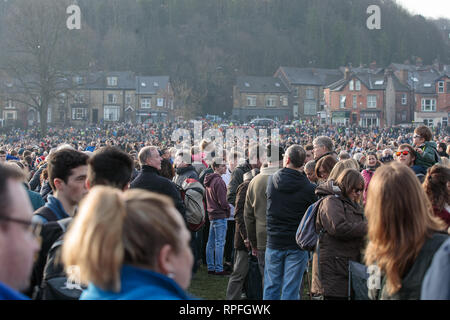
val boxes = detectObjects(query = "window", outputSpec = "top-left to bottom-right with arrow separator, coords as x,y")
402,111 -> 407,122
355,80 -> 361,91
421,99 -> 436,112
266,96 -> 276,107
108,94 -> 117,104
281,96 -> 288,107
5,111 -> 16,120
340,95 -> 346,109
349,80 -> 354,91
72,108 -> 87,120
438,81 -> 444,93
367,95 -> 377,108
73,76 -> 83,85
401,93 -> 407,105
6,99 -> 14,109
293,87 -> 298,97
247,96 -> 256,107
104,106 -> 120,121
306,88 -> 315,99
352,95 -> 357,109
424,119 -> 434,127
74,92 -> 84,103
141,98 -> 151,108
126,93 -> 132,104
107,77 -> 118,86
157,98 -> 164,107
447,82 -> 450,93
304,101 -> 316,115
442,117 -> 448,127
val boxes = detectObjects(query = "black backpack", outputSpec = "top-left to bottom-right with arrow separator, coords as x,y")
35,218 -> 86,300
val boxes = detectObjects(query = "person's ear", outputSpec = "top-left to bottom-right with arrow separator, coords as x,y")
53,178 -> 64,191
85,179 -> 91,190
157,244 -> 175,276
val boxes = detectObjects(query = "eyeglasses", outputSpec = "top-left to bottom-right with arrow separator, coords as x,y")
413,135 -> 422,139
396,150 -> 409,157
0,216 -> 42,238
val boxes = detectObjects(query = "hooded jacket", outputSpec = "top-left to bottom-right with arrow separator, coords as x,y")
204,172 -> 230,220
314,182 -> 367,298
266,168 -> 317,250
414,141 -> 439,168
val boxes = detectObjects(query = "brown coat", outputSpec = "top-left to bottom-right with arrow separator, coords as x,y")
315,192 -> 367,298
233,180 -> 250,251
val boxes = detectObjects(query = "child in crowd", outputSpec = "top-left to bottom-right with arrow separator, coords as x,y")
412,125 -> 439,174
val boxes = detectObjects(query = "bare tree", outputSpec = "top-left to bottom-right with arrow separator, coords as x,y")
0,0 -> 79,136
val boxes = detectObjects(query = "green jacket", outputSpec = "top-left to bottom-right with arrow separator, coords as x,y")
243,166 -> 279,251
414,141 -> 438,168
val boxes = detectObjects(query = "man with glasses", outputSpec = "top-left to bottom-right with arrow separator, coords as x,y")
0,163 -> 40,300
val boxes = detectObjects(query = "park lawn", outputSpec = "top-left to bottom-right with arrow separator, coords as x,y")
187,263 -> 312,300
188,264 -> 229,300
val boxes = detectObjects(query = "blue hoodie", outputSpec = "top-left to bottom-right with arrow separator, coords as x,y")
0,282 -> 29,300
32,195 -> 70,224
80,265 -> 194,300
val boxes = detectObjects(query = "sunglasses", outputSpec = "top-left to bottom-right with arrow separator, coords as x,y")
396,150 -> 409,156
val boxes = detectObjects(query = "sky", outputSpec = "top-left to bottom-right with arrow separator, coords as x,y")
394,0 -> 450,20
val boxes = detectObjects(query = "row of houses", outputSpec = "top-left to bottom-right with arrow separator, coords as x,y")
0,71 -> 175,127
232,62 -> 450,127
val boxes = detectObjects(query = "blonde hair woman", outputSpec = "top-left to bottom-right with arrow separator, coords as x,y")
365,162 -> 448,300
62,186 -> 193,300
328,159 -> 360,181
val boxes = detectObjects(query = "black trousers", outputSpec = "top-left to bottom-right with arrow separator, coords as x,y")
224,220 -> 235,264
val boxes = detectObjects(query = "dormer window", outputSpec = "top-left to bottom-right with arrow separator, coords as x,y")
349,80 -> 354,91
73,76 -> 83,85
141,82 -> 146,87
275,82 -> 280,87
244,82 -> 250,87
153,82 -> 159,87
107,77 -> 118,86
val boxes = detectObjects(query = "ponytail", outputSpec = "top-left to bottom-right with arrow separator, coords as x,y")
62,186 -> 126,292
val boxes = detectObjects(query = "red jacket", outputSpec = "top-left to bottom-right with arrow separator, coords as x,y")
204,172 -> 230,221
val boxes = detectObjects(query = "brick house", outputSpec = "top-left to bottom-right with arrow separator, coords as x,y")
135,76 -> 174,123
274,67 -> 342,123
325,67 -> 386,127
412,68 -> 450,127
232,76 -> 290,121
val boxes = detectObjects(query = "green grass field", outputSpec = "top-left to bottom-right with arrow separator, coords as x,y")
187,263 -> 311,300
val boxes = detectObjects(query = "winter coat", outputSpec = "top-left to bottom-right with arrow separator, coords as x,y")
414,141 -> 439,169
315,186 -> 367,298
244,166 -> 279,251
266,168 -> 317,250
204,172 -> 230,220
227,161 -> 252,206
234,180 -> 251,251
80,265 -> 192,300
361,168 -> 376,204
131,165 -> 186,219
421,237 -> 450,300
173,165 -> 199,187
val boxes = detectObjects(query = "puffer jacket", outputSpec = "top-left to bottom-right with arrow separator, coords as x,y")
315,185 -> 367,298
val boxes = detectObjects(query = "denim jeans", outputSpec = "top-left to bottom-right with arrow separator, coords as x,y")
263,247 -> 308,300
206,218 -> 228,273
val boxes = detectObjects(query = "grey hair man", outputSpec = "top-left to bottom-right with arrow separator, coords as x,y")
313,136 -> 336,161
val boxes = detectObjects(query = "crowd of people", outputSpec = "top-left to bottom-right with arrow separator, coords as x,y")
0,120 -> 449,300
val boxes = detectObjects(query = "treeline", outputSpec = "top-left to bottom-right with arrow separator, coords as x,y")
0,0 -> 448,116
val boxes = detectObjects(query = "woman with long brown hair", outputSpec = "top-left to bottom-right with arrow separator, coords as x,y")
365,162 -> 448,300
422,164 -> 450,229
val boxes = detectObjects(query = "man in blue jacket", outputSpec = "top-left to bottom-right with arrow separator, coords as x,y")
264,144 -> 317,300
0,164 -> 40,300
